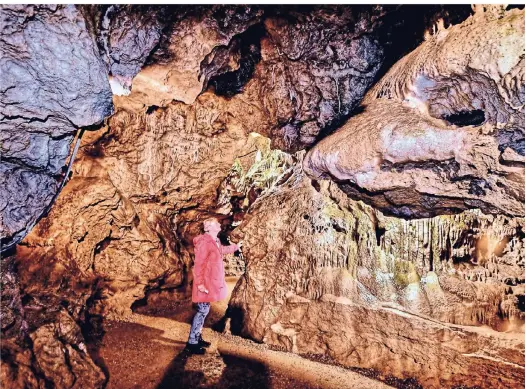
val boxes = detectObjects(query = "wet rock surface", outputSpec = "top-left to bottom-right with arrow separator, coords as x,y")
0,5 -> 114,250
304,8 -> 525,218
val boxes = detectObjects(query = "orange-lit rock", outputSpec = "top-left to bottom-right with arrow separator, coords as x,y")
1,5 -> 524,389
229,163 -> 524,388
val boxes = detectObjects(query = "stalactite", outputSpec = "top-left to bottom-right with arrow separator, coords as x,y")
415,220 -> 420,268
408,226 -> 411,262
430,219 -> 434,272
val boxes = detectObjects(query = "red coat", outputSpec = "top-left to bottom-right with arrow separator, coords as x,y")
192,234 -> 238,303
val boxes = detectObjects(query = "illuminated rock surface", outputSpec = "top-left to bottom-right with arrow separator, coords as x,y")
1,4 -> 524,389
229,163 -> 524,388
304,8 -> 525,218
0,5 -> 114,249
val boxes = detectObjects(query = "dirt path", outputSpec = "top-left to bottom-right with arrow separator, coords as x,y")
88,278 -> 394,389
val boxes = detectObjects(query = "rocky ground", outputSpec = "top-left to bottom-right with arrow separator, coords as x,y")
90,277 -> 516,389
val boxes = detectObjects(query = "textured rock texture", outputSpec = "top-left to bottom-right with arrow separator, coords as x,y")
1,4 -> 388,251
7,4 -> 393,321
239,6 -> 384,152
96,5 -> 265,104
229,163 -> 525,388
224,252 -> 246,277
15,94 -> 249,318
0,257 -> 105,389
1,5 -> 524,389
92,5 -> 385,152
0,5 -> 114,250
304,8 -> 525,218
0,5 -> 113,388
90,5 -> 164,93
1,5 -> 473,252
12,106 -> 293,320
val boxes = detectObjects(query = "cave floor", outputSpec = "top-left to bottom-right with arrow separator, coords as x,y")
87,277 -> 395,389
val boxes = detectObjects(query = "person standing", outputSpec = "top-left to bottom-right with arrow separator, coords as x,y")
185,217 -> 240,354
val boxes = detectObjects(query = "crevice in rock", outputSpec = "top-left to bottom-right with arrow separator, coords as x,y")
443,109 -> 486,126
93,236 -> 113,258
204,24 -> 265,97
375,224 -> 386,246
372,5 -> 474,82
497,129 -> 525,156
145,105 -> 161,115
517,295 -> 525,312
506,4 -> 525,11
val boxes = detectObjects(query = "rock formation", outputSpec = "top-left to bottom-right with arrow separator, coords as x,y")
228,161 -> 524,388
0,6 -> 110,388
3,4 -> 392,321
15,94 -> 254,318
99,5 -> 264,104
304,7 -> 525,218
85,5 -> 386,151
1,4 -> 475,252
1,4 -> 524,389
1,256 -> 106,389
0,5 -> 114,250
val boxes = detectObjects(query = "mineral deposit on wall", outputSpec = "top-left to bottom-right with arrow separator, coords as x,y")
304,7 -> 525,218
1,5 -> 524,389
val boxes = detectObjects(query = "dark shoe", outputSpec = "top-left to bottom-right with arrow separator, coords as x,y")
198,335 -> 211,348
184,342 -> 206,355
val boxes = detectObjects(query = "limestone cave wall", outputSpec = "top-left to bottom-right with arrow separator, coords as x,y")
0,4 -> 524,389
228,161 -> 524,388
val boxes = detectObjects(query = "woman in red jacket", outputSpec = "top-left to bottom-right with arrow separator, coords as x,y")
185,217 -> 239,354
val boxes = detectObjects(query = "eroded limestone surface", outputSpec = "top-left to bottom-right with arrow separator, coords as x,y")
229,163 -> 525,388
304,8 -> 525,218
0,5 -> 114,249
1,5 -> 524,389
88,5 -> 385,151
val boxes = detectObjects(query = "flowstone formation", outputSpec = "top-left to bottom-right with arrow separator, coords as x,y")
304,7 -> 525,218
1,4 -> 474,252
2,2 -> 388,353
1,91 -> 264,388
16,94 -> 255,319
229,161 -> 525,389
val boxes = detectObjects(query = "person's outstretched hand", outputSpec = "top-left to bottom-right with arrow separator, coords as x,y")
232,240 -> 242,252
197,284 -> 209,294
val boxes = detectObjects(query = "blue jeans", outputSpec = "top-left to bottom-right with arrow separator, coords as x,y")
188,302 -> 210,344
